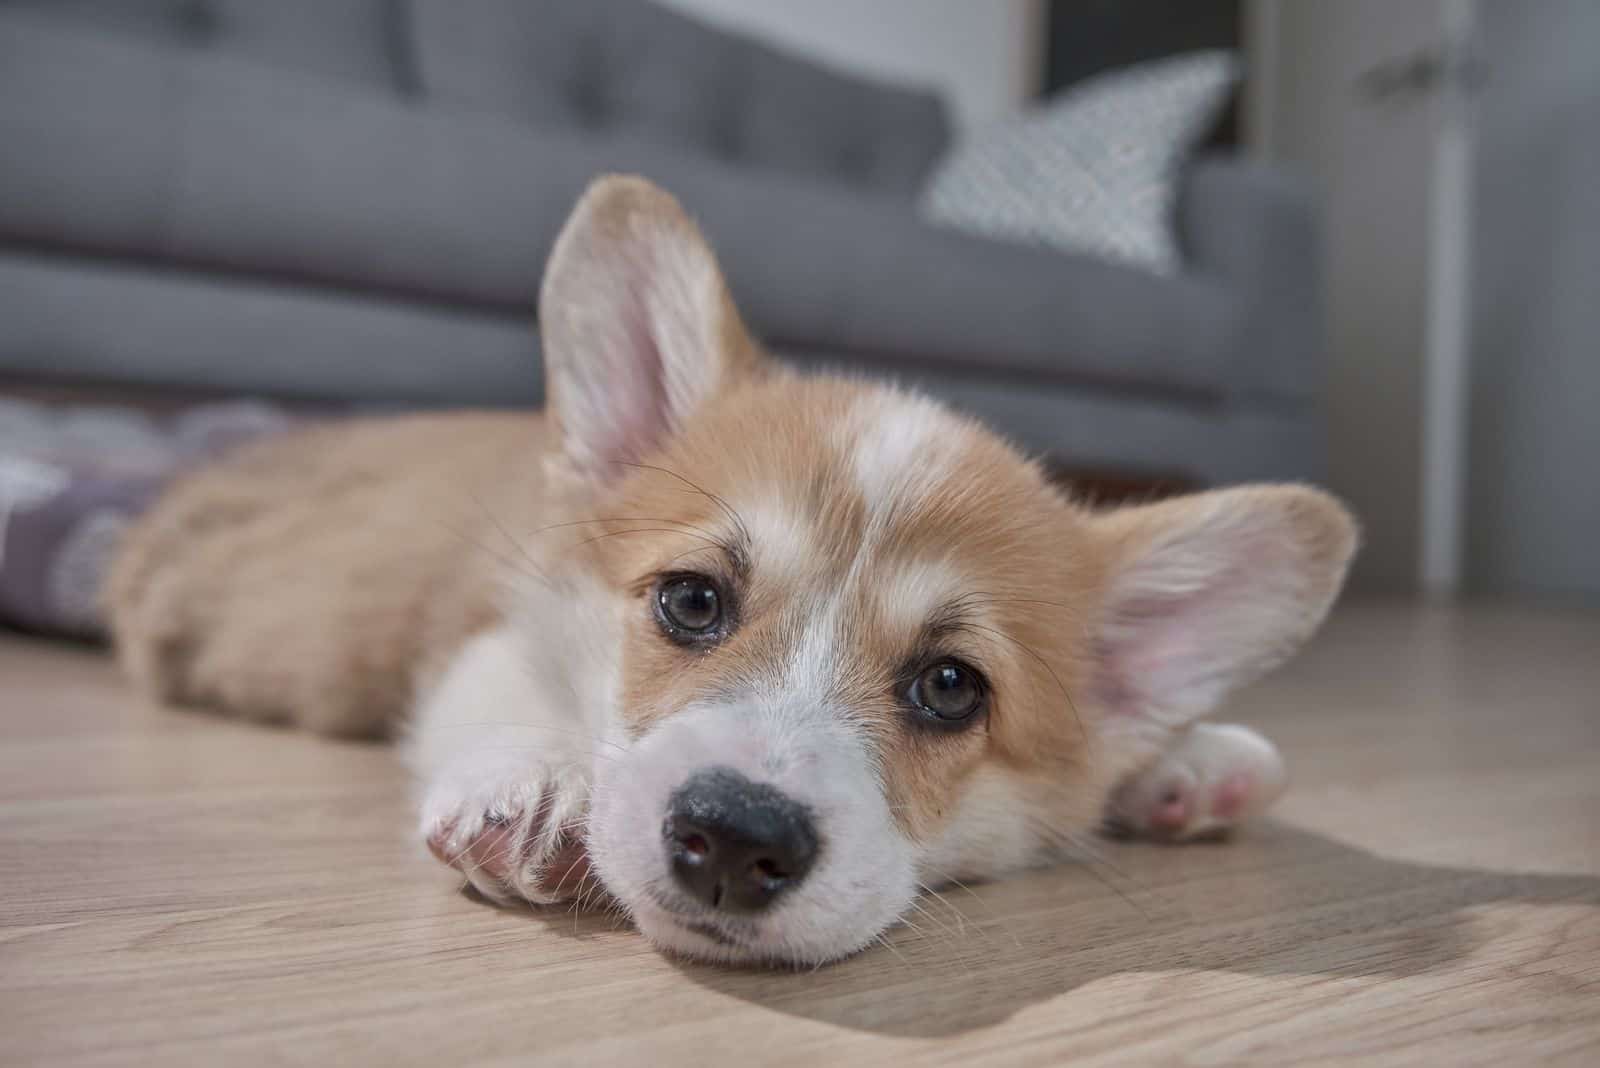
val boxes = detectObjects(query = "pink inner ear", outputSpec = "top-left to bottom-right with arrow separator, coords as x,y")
542,177 -> 740,483
600,297 -> 672,468
1095,534 -> 1300,730
1096,624 -> 1215,724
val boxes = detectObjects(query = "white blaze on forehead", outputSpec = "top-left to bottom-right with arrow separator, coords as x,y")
740,493 -> 816,580
849,390 -> 967,515
777,558 -> 981,699
747,390 -> 984,698
781,589 -> 846,695
877,556 -> 971,635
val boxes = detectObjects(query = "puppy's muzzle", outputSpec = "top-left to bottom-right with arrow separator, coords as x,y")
664,768 -> 819,913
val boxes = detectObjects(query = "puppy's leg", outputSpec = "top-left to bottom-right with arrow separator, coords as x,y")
408,626 -> 599,905
1104,723 -> 1287,841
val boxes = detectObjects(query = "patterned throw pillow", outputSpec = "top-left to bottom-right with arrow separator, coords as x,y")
918,51 -> 1239,274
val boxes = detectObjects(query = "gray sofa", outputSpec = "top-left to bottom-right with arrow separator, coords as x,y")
0,0 -> 1325,484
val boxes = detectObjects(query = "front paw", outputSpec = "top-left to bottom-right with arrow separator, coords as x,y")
1105,723 -> 1287,841
421,764 -> 593,905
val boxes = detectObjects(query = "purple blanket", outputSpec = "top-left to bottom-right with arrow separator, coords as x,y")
0,398 -> 295,638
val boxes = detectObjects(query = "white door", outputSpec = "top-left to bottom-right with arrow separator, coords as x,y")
1249,0 -> 1477,592
1464,0 -> 1600,600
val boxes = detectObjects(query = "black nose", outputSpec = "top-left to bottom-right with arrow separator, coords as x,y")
664,768 -> 819,913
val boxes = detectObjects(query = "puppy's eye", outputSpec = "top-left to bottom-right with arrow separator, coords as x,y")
908,660 -> 987,725
655,574 -> 724,641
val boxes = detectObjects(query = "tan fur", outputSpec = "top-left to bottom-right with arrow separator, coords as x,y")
106,413 -> 546,736
107,175 -> 1357,915
580,373 -> 1103,841
108,375 -> 1351,843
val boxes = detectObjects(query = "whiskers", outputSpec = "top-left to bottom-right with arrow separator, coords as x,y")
886,828 -> 1160,964
1036,819 -> 1165,917
606,460 -> 752,556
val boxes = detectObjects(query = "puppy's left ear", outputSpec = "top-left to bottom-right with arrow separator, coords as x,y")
539,174 -> 764,479
1088,485 -> 1358,769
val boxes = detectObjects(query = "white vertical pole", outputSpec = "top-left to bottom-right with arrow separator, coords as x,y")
1420,0 -> 1478,596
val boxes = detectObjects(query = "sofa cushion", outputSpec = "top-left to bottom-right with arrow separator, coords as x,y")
0,13 -> 180,252
0,0 -> 198,45
205,0 -> 410,92
404,0 -> 950,197
0,13 -> 1243,399
0,0 -> 408,91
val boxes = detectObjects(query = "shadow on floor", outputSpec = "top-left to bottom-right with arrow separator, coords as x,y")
646,821 -> 1600,1037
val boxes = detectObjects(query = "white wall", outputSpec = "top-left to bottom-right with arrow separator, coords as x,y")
1465,0 -> 1600,600
1254,0 -> 1450,590
654,0 -> 1043,130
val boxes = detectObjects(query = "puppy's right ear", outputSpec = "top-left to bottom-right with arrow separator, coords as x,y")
1086,485 -> 1359,773
538,175 -> 763,479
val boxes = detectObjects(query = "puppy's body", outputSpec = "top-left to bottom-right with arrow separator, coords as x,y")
108,412 -> 541,735
109,177 -> 1355,966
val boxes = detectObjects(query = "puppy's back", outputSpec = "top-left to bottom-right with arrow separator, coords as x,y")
107,411 -> 546,736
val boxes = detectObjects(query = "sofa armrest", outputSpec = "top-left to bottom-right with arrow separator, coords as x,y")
1177,155 -> 1322,403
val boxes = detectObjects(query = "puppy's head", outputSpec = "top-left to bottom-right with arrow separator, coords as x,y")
534,177 -> 1357,966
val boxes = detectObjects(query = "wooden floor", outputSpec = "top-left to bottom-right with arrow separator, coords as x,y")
2,600 -> 1597,1066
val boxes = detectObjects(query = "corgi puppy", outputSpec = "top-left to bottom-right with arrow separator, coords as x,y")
107,176 -> 1357,967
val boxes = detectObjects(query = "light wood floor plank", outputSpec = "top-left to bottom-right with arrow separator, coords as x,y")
1,600 -> 1597,1065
